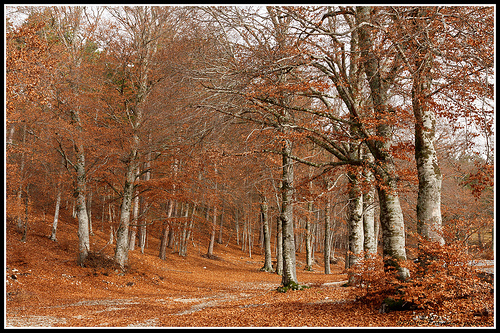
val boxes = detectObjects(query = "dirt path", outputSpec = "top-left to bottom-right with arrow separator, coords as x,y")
5,280 -> 356,327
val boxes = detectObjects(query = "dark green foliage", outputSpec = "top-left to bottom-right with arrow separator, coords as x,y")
276,281 -> 310,293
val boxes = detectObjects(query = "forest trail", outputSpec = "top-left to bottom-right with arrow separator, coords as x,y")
5,219 -> 492,327
5,220 -> 357,327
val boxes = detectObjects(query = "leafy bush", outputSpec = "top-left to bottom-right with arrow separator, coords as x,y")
349,238 -> 493,315
400,237 -> 493,311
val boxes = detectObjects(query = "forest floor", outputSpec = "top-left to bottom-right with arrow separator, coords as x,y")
5,218 -> 495,328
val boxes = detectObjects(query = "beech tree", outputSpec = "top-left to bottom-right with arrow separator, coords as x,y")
48,6 -> 109,265
198,5 -> 304,286
101,6 -> 191,268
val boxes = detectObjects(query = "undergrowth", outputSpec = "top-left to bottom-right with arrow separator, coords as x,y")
276,281 -> 310,293
347,237 -> 494,319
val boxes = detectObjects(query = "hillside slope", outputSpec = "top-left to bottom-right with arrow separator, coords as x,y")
5,216 -> 493,327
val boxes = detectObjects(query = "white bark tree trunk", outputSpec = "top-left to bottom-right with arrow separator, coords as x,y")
128,168 -> 141,251
114,152 -> 138,268
139,157 -> 151,253
305,201 -> 313,271
207,206 -> 217,258
346,174 -> 364,271
50,187 -> 62,242
323,200 -> 331,274
75,145 -> 90,266
357,6 -> 408,279
280,137 -> 298,286
412,41 -> 445,246
363,153 -> 377,255
276,215 -> 283,276
260,195 -> 274,272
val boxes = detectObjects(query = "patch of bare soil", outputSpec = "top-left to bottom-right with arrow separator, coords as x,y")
5,218 -> 494,327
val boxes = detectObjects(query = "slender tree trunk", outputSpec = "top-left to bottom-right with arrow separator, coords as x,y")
242,214 -> 247,253
248,216 -> 253,258
180,202 -> 195,256
207,161 -> 218,258
276,216 -> 283,276
69,107 -> 90,265
235,208 -> 240,246
260,195 -> 274,272
159,225 -> 169,260
128,168 -> 141,251
305,165 -> 315,269
185,203 -> 196,248
87,186 -> 93,236
179,203 -> 188,256
114,141 -> 139,268
324,200 -> 331,274
207,206 -> 217,258
16,123 -> 27,232
218,205 -> 224,244
138,141 -> 152,254
6,124 -> 15,146
167,201 -> 177,249
346,18 -> 367,271
75,146 -> 90,265
363,152 -> 377,255
280,137 -> 298,286
114,167 -> 134,268
159,200 -> 174,260
305,201 -> 313,271
50,186 -> 62,242
109,225 -> 114,244
20,185 -> 30,242
346,173 -> 364,271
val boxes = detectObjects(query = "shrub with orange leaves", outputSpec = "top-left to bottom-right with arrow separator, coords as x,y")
347,253 -> 400,302
350,237 -> 493,316
400,237 -> 493,312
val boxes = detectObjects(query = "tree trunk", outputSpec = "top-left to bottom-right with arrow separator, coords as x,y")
50,186 -> 62,242
260,195 -> 274,272
377,182 -> 409,279
305,164 -> 315,268
248,216 -> 253,258
180,202 -> 195,257
57,106 -> 90,265
16,123 -> 27,232
128,168 -> 141,251
159,225 -> 169,260
114,146 -> 139,269
346,172 -> 364,271
88,186 -> 94,236
276,216 -> 283,276
235,208 -> 240,246
324,200 -> 331,274
305,201 -> 313,271
159,200 -> 175,259
356,5 -> 408,279
412,46 -> 444,246
138,146 -> 151,254
72,130 -> 90,266
167,201 -> 177,249
363,154 -> 377,255
280,137 -> 298,286
218,205 -> 224,244
20,185 -> 30,242
207,206 -> 217,258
